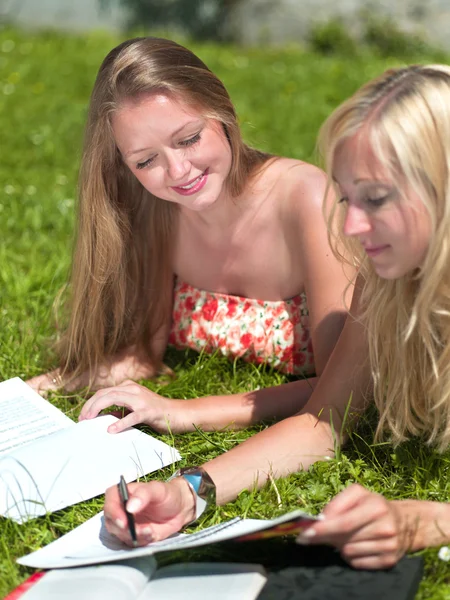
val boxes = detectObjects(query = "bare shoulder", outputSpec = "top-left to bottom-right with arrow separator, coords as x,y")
286,159 -> 327,206
267,158 -> 329,223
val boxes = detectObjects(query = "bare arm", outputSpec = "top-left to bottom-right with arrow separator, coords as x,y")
203,279 -> 370,503
104,279 -> 373,543
27,318 -> 172,394
291,165 -> 354,375
173,377 -> 318,430
79,375 -> 319,432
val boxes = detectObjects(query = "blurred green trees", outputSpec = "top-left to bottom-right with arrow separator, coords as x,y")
103,0 -> 240,40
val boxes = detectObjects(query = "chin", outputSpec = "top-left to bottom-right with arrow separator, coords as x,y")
189,196 -> 220,211
374,265 -> 414,280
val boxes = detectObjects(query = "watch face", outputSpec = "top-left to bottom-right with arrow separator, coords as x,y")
183,472 -> 203,494
166,468 -> 214,524
182,469 -> 215,490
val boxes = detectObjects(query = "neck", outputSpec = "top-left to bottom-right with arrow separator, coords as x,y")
180,184 -> 252,230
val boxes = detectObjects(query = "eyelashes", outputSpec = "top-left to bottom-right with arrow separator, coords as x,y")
135,132 -> 202,170
337,195 -> 389,208
366,196 -> 388,208
136,157 -> 155,170
178,132 -> 201,148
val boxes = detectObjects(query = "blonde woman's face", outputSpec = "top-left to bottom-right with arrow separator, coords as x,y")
112,94 -> 232,211
333,134 -> 432,279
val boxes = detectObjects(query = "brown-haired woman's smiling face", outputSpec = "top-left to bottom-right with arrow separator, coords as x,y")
113,93 -> 232,211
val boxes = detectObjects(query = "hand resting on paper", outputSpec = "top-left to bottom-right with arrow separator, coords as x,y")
78,380 -> 184,434
104,477 -> 196,546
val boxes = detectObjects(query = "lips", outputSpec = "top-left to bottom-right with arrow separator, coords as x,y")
364,245 -> 390,257
171,169 -> 208,196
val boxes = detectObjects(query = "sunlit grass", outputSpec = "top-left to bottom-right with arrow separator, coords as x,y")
1,26 -> 449,598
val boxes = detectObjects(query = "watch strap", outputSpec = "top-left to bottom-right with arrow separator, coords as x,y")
167,467 -> 216,524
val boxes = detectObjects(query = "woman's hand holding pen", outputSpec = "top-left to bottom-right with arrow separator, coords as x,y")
79,381 -> 185,434
104,477 -> 196,546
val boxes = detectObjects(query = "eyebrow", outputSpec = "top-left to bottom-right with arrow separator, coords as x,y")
125,120 -> 203,158
331,175 -> 389,185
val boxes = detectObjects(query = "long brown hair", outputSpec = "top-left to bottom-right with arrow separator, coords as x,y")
56,37 -> 271,385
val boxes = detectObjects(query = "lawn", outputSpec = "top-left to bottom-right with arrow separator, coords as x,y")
1,25 -> 450,599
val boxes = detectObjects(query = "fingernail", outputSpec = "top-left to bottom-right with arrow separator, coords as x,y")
142,526 -> 153,536
115,519 -> 125,530
296,528 -> 316,543
127,498 -> 142,513
295,535 -> 310,545
108,425 -> 117,433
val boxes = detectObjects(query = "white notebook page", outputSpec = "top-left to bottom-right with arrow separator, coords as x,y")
0,377 -> 74,455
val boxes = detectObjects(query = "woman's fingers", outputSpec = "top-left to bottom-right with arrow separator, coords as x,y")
321,483 -> 370,518
79,387 -> 141,420
340,536 -> 402,562
300,493 -> 381,544
105,519 -> 154,547
347,552 -> 401,570
320,505 -> 392,544
107,411 -> 145,433
78,383 -> 172,431
26,372 -> 60,396
296,484 -> 395,540
104,479 -> 194,546
104,482 -> 158,544
296,484 -> 404,570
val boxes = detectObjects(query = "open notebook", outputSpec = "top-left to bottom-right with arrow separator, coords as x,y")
0,377 -> 181,523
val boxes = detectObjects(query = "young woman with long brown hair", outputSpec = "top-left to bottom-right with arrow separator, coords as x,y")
28,37 -> 349,432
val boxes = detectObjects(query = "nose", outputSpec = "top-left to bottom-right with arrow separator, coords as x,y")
165,150 -> 190,182
343,204 -> 373,237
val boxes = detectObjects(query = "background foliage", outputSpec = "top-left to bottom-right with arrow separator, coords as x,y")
101,0 -> 239,41
0,25 -> 449,598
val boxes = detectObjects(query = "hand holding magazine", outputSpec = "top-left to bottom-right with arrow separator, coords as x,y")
14,509 -> 424,600
18,508 -> 321,569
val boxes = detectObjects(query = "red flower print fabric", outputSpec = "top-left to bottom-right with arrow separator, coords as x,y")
168,280 -> 315,376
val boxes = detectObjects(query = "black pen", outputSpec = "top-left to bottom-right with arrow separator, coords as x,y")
118,475 -> 138,547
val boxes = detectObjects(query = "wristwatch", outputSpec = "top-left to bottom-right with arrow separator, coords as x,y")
168,467 -> 216,523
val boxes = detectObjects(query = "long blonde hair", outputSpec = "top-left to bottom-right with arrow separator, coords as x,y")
57,37 -> 271,384
319,65 -> 450,451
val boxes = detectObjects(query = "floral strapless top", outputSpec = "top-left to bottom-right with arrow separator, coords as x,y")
168,279 -> 315,376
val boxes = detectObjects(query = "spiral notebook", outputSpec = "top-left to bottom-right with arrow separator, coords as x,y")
18,508 -> 321,569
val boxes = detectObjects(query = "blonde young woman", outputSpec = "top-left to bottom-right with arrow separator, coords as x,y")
28,37 -> 349,430
103,64 -> 450,569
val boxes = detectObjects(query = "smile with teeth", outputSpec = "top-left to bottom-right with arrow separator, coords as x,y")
179,174 -> 203,189
172,169 -> 209,196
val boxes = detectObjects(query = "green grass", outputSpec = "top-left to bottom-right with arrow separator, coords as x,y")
0,25 -> 449,598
